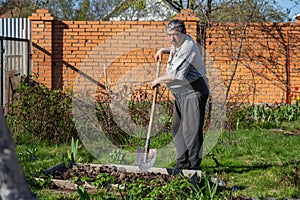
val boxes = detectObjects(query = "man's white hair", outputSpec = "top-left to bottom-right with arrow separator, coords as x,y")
166,19 -> 186,34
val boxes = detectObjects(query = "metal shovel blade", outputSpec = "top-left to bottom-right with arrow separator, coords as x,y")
136,61 -> 160,172
136,147 -> 157,172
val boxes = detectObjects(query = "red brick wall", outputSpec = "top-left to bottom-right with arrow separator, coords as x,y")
29,9 -> 172,101
205,22 -> 300,104
29,9 -> 300,104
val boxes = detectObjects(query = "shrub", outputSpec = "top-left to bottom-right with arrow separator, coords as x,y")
6,76 -> 77,145
7,75 -> 173,147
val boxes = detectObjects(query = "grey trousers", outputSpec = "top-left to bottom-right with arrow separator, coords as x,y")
172,91 -> 208,170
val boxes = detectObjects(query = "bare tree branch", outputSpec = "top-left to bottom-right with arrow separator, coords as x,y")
224,1 -> 260,102
163,0 -> 181,12
102,0 -> 132,20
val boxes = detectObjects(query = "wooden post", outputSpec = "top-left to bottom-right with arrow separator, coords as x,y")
0,107 -> 38,200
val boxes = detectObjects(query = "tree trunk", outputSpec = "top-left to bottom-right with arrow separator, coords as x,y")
0,107 -> 38,200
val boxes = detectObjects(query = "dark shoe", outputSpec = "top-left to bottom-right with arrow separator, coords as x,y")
187,166 -> 200,170
174,162 -> 188,170
166,168 -> 182,175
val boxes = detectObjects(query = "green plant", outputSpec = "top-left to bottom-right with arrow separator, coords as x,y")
77,185 -> 90,200
92,173 -> 115,187
93,88 -> 173,148
202,173 -> 219,199
109,149 -> 126,164
232,100 -> 300,130
128,100 -> 152,126
124,179 -> 150,198
174,173 -> 228,200
156,178 -> 191,199
18,146 -> 37,162
67,137 -> 83,163
31,174 -> 53,189
80,176 -> 91,183
6,75 -> 77,145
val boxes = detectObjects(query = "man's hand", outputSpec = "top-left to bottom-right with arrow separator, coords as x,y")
154,49 -> 163,62
151,79 -> 160,89
154,48 -> 170,62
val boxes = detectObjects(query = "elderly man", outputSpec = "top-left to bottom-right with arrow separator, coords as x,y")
152,19 -> 209,170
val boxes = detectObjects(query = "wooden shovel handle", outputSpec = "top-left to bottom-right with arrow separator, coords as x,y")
145,61 -> 161,152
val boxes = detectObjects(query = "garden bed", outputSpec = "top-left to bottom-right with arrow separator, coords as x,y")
39,163 -> 201,191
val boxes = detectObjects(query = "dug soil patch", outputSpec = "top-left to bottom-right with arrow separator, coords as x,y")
40,163 -> 199,191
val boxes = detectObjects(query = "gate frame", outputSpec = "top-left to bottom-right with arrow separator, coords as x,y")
0,18 -> 31,109
0,36 -> 31,107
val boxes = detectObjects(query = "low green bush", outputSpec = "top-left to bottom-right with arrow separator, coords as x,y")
6,76 -> 77,144
6,76 -> 173,148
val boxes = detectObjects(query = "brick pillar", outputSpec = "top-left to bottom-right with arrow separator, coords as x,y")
29,9 -> 55,88
174,9 -> 200,41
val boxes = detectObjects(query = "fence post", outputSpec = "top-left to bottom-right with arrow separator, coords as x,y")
0,37 -> 3,107
29,9 -> 55,89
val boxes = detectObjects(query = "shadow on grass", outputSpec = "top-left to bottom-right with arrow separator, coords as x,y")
202,160 -> 299,174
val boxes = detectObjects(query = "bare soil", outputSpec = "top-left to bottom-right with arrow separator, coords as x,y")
42,163 -> 184,188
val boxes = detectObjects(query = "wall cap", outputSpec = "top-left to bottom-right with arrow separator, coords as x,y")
174,9 -> 200,22
29,9 -> 56,21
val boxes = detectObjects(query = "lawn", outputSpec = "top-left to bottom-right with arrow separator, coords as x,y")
201,121 -> 300,199
15,120 -> 300,199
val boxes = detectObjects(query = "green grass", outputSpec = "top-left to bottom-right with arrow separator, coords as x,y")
201,120 -> 300,199
15,120 -> 300,199
16,142 -> 99,176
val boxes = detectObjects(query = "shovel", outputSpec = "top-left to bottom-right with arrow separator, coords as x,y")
136,61 -> 161,172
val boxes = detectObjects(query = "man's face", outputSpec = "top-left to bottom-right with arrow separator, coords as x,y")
167,29 -> 185,48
